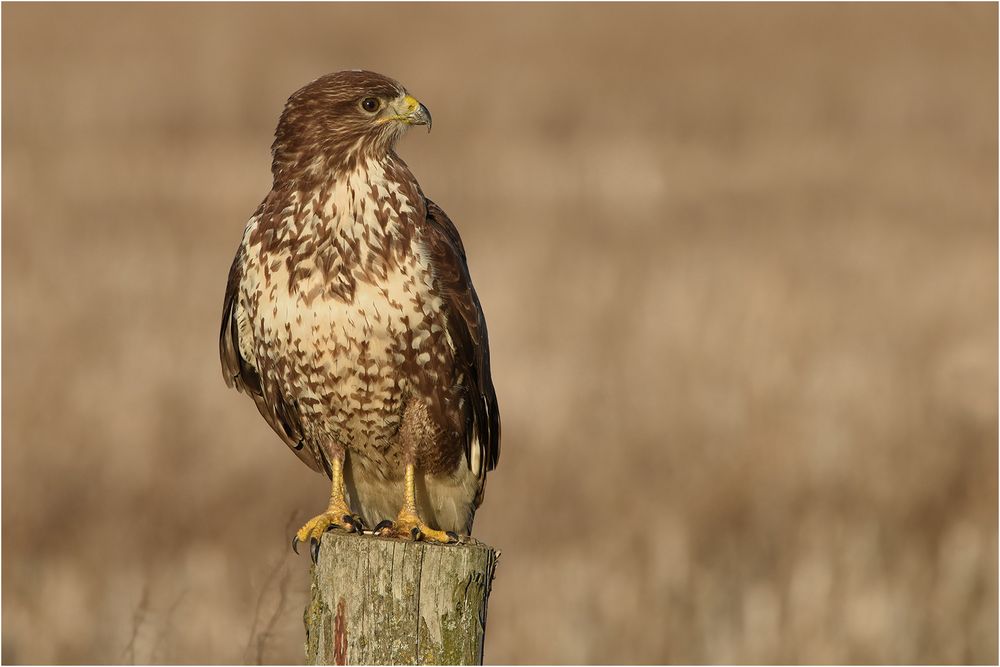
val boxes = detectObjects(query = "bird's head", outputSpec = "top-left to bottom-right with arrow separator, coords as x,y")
271,70 -> 431,181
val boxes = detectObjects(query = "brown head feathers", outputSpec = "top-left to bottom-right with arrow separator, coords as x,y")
270,70 -> 414,184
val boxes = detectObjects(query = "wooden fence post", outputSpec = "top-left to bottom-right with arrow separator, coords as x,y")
304,531 -> 499,665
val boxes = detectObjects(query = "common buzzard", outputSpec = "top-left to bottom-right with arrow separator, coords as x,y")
220,71 -> 500,559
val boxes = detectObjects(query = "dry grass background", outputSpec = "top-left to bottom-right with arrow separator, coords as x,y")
2,3 -> 997,664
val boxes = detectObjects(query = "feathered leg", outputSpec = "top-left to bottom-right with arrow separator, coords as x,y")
292,454 -> 363,562
375,401 -> 458,544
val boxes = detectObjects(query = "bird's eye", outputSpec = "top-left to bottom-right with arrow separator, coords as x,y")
361,97 -> 380,113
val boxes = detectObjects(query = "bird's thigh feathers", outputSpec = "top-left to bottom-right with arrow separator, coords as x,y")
344,448 -> 481,534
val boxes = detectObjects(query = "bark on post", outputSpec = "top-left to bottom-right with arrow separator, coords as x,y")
304,531 -> 499,665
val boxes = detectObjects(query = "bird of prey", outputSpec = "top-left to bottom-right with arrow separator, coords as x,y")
220,71 -> 500,558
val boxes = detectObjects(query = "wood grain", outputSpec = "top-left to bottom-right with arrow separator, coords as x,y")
305,531 -> 499,665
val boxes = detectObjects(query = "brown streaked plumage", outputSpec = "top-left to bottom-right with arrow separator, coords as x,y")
220,71 -> 500,552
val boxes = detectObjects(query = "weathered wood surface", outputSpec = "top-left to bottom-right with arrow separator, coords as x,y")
304,531 -> 499,665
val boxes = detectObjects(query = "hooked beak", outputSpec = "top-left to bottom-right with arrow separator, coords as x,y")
386,94 -> 432,132
409,101 -> 432,131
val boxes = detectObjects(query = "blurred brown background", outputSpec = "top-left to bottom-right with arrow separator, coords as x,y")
3,3 -> 997,664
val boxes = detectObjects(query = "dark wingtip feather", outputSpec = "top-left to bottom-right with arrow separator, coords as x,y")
423,197 -> 501,479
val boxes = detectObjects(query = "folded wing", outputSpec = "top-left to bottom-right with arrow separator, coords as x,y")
423,198 -> 501,506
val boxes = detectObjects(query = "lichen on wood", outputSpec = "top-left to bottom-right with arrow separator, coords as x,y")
304,531 -> 499,665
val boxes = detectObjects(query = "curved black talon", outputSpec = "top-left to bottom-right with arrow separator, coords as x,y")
292,536 -> 300,554
410,526 -> 422,540
446,531 -> 459,543
373,519 -> 393,534
310,537 -> 321,564
345,515 -> 364,533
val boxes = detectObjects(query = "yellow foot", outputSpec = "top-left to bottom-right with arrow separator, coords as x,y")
374,510 -> 459,544
292,509 -> 363,562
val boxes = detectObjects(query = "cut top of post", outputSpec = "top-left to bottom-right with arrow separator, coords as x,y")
305,532 -> 500,665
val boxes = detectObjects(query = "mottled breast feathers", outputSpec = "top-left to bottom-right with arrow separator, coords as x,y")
219,193 -> 500,487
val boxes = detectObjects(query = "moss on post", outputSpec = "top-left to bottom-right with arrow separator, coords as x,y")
304,531 -> 499,665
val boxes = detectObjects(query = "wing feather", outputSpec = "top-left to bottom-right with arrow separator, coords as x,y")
423,199 -> 501,506
219,240 -> 325,473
